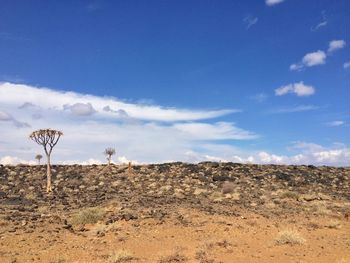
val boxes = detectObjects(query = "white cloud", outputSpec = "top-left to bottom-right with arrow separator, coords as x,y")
174,122 -> 258,140
328,40 -> 346,53
311,21 -> 327,31
291,40 -> 346,71
63,102 -> 96,116
243,15 -> 258,29
326,120 -> 345,127
275,82 -> 315,97
311,12 -> 328,31
344,61 -> 350,69
175,142 -> 350,166
265,0 -> 285,6
0,82 -> 253,164
302,50 -> 327,66
0,156 -> 36,165
0,110 -> 30,128
1,82 -> 347,166
289,63 -> 303,71
269,105 -> 318,114
0,111 -> 12,121
0,82 -> 236,122
290,50 -> 326,71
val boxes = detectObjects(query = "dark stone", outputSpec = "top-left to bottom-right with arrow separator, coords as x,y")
212,175 -> 231,182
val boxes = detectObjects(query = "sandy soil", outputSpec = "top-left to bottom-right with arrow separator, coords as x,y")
1,163 -> 349,262
1,207 -> 349,263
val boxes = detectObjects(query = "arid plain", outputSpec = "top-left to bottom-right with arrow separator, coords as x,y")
1,162 -> 349,263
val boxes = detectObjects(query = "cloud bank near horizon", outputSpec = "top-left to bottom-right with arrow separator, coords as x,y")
0,82 -> 255,164
0,82 -> 349,166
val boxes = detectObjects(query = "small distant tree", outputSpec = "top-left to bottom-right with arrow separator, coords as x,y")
35,154 -> 43,165
104,147 -> 116,165
30,129 -> 63,192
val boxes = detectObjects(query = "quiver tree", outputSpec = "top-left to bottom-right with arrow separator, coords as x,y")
104,147 -> 116,165
30,129 -> 63,192
35,154 -> 43,165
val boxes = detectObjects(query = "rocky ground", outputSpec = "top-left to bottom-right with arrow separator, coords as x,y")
0,162 -> 349,262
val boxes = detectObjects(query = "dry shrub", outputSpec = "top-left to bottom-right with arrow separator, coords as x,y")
71,207 -> 105,225
306,221 -> 320,229
280,191 -> 299,200
195,249 -> 215,263
275,229 -> 305,245
158,250 -> 188,263
108,250 -> 135,263
311,202 -> 333,216
325,220 -> 342,229
222,181 -> 235,194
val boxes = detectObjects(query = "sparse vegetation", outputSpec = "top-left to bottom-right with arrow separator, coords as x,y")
325,220 -> 342,229
275,229 -> 305,245
35,154 -> 43,165
71,207 -> 105,225
195,249 -> 215,263
29,129 -> 63,192
108,250 -> 135,263
312,203 -> 332,216
280,191 -> 299,200
104,147 -> 116,165
158,250 -> 188,263
222,181 -> 234,194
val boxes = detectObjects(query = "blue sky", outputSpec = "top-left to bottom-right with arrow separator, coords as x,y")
0,0 -> 349,165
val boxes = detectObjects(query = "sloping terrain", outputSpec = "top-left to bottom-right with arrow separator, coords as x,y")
0,162 -> 349,262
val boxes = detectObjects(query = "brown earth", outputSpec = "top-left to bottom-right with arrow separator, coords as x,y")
0,162 -> 349,263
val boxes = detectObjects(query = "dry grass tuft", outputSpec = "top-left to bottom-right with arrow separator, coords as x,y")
325,220 -> 342,229
222,181 -> 235,194
158,250 -> 188,263
280,191 -> 299,200
71,207 -> 105,225
108,250 -> 135,263
275,229 -> 305,245
195,249 -> 215,263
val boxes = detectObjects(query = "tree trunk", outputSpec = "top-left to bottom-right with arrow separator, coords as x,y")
46,154 -> 52,192
128,161 -> 132,175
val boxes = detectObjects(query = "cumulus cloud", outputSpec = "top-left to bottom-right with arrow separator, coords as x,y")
290,50 -> 326,71
243,15 -> 258,29
328,40 -> 346,53
174,142 -> 350,166
18,102 -> 38,109
103,106 -> 129,118
265,0 -> 285,6
303,50 -> 327,66
291,41 -> 346,71
275,82 -> 315,97
63,102 -> 96,116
